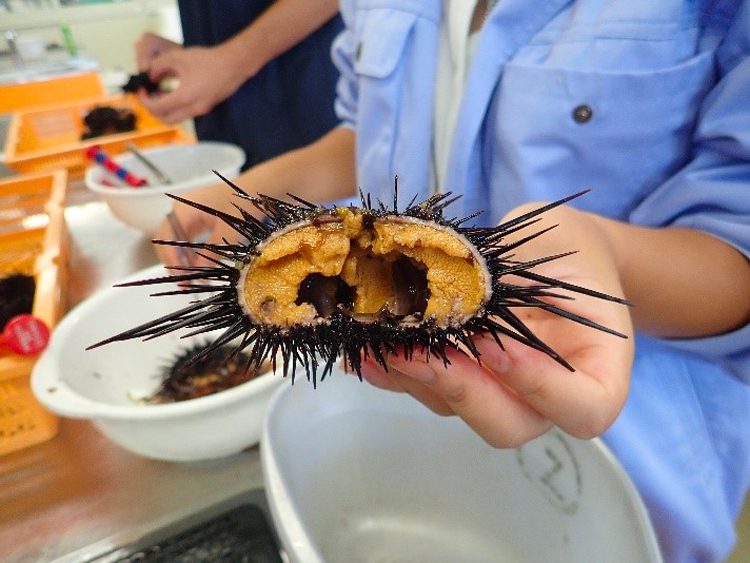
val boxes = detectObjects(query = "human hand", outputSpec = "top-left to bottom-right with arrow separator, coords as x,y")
153,181 -> 244,268
138,45 -> 249,124
134,32 -> 181,72
358,204 -> 634,448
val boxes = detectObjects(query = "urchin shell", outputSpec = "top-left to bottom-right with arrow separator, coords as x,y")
89,176 -> 628,386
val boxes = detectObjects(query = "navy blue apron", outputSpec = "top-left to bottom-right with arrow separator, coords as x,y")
177,1 -> 344,169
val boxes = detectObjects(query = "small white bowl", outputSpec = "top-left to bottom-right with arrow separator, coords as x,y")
31,264 -> 286,462
84,142 -> 245,235
262,372 -> 663,563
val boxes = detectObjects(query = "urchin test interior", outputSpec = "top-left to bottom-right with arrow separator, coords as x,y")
239,209 -> 488,327
293,256 -> 428,320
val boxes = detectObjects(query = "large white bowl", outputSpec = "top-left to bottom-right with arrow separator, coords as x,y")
84,142 -> 245,235
262,373 -> 663,563
31,264 -> 286,462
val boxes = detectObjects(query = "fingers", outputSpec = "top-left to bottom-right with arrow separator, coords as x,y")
152,216 -> 178,266
383,350 -> 553,447
178,198 -> 244,269
354,204 -> 634,448
357,360 -> 406,393
134,32 -> 157,72
358,308 -> 631,446
134,32 -> 179,72
139,90 -> 193,124
146,49 -> 182,83
135,49 -> 151,73
137,51 -> 188,123
152,202 -> 214,268
361,359 -> 456,415
138,86 -> 201,124
473,330 -> 632,440
138,51 -> 214,123
150,181 -> 249,268
153,211 -> 196,267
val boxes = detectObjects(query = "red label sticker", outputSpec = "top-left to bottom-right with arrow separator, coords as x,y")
3,315 -> 50,356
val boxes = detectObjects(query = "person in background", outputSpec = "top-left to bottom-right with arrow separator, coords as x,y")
135,0 -> 342,169
155,1 -> 750,560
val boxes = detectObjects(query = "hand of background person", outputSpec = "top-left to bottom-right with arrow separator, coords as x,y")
134,32 -> 182,72
358,204 -> 635,449
134,0 -> 340,125
152,181 -> 243,268
138,44 -> 249,124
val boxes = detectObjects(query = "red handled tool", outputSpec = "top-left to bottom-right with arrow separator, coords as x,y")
85,145 -> 149,187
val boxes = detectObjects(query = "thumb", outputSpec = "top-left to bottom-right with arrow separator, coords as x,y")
136,49 -> 152,73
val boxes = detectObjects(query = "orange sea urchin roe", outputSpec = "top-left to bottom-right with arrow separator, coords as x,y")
240,209 -> 488,326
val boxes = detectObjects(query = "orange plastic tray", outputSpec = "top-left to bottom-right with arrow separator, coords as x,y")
0,171 -> 68,456
3,95 -> 190,178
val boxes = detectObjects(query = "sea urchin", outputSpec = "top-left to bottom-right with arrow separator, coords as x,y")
89,177 -> 628,386
145,342 -> 269,403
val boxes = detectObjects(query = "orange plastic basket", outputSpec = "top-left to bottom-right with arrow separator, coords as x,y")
0,71 -> 105,113
3,95 -> 190,178
0,171 -> 68,456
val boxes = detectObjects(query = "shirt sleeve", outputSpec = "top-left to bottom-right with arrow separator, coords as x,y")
628,3 -> 750,381
331,2 -> 358,131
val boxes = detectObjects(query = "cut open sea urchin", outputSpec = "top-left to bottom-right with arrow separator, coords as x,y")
89,176 -> 629,386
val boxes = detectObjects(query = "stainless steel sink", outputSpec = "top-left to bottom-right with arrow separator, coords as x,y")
54,489 -> 287,563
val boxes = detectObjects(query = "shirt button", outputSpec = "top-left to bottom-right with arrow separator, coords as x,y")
572,104 -> 593,124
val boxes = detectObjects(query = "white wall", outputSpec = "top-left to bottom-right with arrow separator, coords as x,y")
1,0 -> 181,73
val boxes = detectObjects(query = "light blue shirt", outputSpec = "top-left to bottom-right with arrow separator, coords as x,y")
332,1 -> 750,561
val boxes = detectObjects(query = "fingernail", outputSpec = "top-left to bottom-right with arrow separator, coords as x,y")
478,335 -> 511,375
393,359 -> 436,385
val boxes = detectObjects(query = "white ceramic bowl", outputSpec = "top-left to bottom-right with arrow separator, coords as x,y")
262,373 -> 663,563
84,142 -> 245,235
31,264 -> 286,462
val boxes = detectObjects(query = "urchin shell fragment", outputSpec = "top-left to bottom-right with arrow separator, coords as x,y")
89,177 -> 629,385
